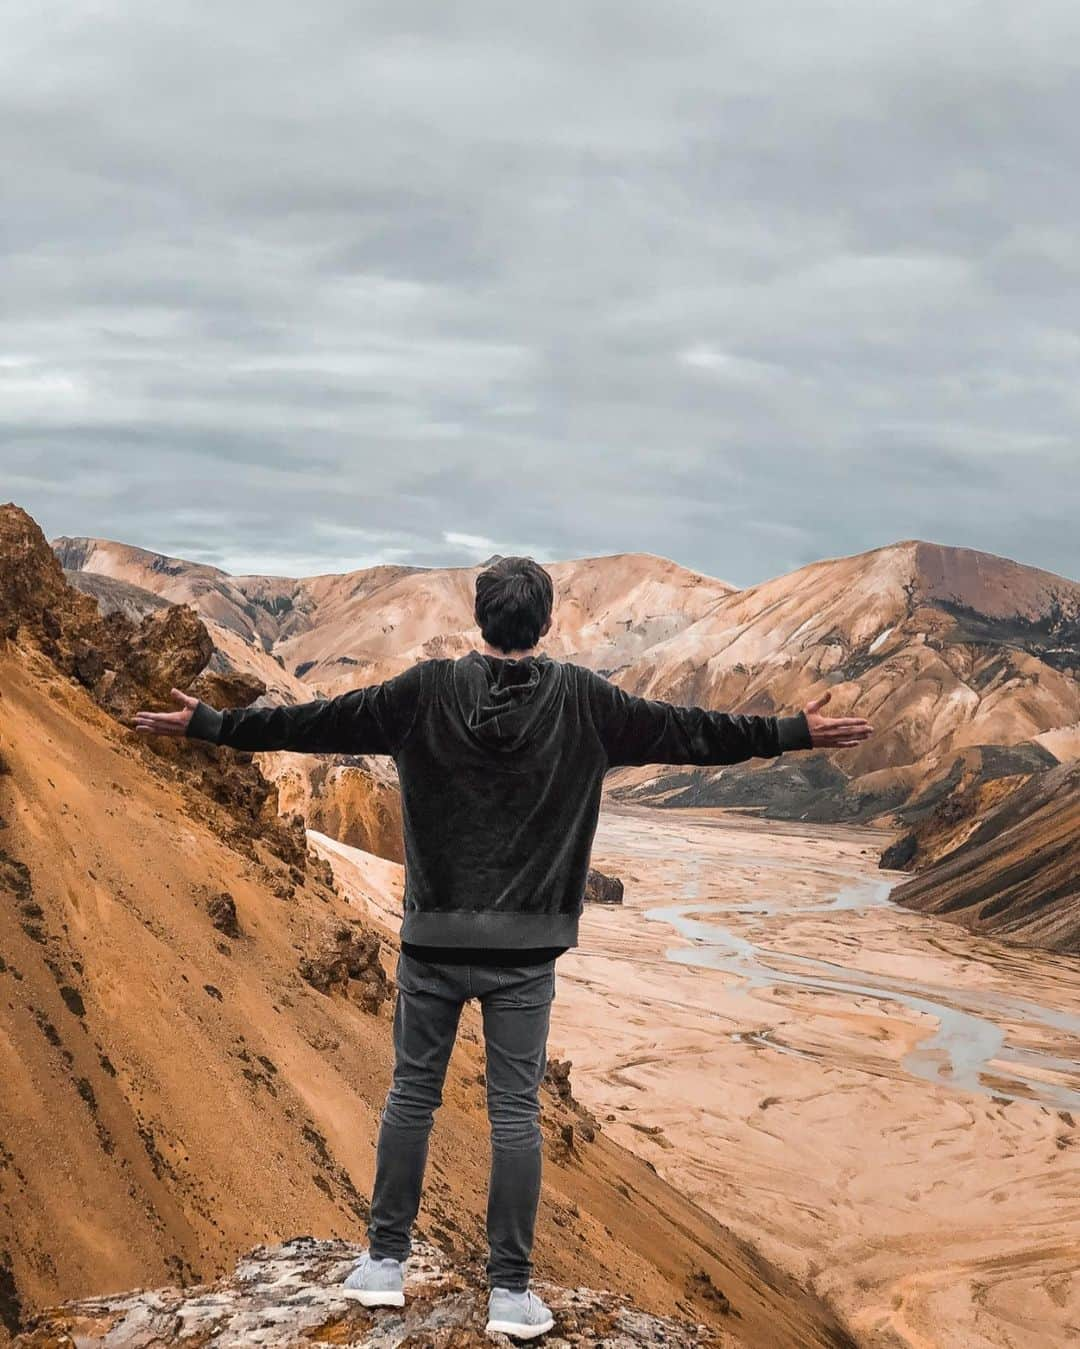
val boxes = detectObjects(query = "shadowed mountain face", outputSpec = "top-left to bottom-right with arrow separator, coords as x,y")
0,505 -> 852,1349
884,760 -> 1080,953
55,531 -> 1079,834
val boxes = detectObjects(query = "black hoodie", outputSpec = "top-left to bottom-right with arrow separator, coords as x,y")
185,650 -> 813,951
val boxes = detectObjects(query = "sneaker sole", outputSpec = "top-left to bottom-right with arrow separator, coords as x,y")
485,1317 -> 555,1339
340,1288 -> 405,1307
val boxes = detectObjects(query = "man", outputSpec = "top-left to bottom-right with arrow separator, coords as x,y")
135,556 -> 873,1340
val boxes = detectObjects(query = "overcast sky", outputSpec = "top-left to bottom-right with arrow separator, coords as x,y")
4,1 -> 1078,586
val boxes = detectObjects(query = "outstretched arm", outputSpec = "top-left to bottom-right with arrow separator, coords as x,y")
134,663 -> 426,757
584,671 -> 872,768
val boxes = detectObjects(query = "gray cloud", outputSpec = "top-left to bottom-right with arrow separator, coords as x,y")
3,0 -> 1078,585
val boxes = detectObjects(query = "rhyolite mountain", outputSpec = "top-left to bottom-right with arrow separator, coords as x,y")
605,539 -> 1078,822
1,504 -> 852,1349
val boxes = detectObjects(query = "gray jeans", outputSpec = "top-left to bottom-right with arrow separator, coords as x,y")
367,950 -> 556,1291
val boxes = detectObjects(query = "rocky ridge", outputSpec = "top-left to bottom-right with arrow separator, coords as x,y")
605,540 -> 1079,823
12,1239 -> 731,1347
0,503 -> 309,874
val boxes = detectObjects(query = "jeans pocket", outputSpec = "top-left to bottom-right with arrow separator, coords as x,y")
396,950 -> 446,996
498,961 -> 556,1008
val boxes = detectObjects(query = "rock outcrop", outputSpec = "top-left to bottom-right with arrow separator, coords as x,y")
11,1239 -> 729,1347
206,891 -> 241,938
584,867 -> 624,905
263,753 -> 405,865
1,503 -> 213,724
3,502 -> 169,683
544,1059 -> 600,1161
299,922 -> 391,1014
0,503 -> 322,874
879,755 -> 1036,872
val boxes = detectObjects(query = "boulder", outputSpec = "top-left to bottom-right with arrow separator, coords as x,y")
543,1057 -> 599,1156
585,867 -> 624,905
206,891 -> 240,938
299,923 -> 389,1014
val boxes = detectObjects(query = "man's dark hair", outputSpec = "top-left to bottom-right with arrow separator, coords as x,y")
474,556 -> 554,653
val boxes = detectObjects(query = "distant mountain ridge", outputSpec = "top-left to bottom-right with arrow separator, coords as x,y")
605,539 -> 1079,822
52,535 -> 737,690
54,533 -> 1080,834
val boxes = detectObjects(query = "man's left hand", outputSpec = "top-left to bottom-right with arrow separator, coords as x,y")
803,690 -> 874,748
133,687 -> 199,738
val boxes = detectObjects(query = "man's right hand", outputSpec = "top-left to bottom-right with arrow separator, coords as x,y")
133,687 -> 200,738
802,690 -> 874,748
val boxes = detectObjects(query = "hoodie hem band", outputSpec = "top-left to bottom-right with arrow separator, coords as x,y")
399,909 -> 581,948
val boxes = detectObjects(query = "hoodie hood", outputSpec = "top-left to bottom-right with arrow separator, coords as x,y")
452,649 -> 564,753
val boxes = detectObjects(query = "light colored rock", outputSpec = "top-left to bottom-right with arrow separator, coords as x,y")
13,1240 -> 723,1348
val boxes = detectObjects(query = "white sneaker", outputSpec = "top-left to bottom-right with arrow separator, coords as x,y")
340,1250 -> 405,1307
486,1286 -> 555,1339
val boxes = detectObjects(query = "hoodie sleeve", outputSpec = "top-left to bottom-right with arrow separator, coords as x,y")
583,668 -> 813,768
185,661 -> 426,756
